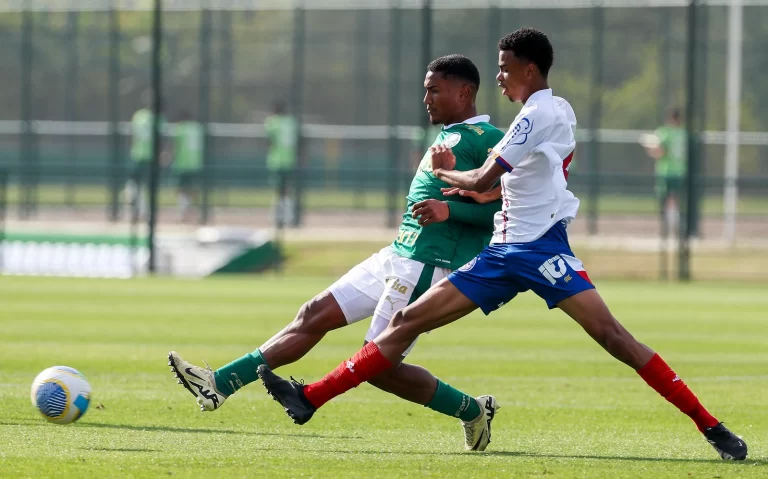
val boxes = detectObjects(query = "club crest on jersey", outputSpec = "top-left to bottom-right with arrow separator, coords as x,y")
458,257 -> 478,272
504,117 -> 534,147
442,133 -> 461,148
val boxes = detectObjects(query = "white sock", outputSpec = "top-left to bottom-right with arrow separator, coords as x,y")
666,206 -> 679,235
137,187 -> 148,218
284,197 -> 295,225
178,193 -> 191,218
124,181 -> 137,204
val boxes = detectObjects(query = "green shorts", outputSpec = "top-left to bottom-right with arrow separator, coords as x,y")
270,169 -> 293,196
130,161 -> 151,185
176,171 -> 200,189
656,176 -> 683,201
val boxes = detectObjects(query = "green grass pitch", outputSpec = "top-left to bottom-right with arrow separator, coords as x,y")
1,275 -> 766,478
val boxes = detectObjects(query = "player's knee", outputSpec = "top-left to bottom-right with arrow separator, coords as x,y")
596,320 -> 637,358
389,309 -> 413,332
595,321 -> 621,348
367,365 -> 400,392
389,309 -> 420,338
292,296 -> 334,334
390,309 -> 406,328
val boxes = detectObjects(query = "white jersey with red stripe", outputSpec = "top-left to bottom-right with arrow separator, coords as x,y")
489,88 -> 579,244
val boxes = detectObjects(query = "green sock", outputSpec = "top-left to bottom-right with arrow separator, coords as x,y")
213,349 -> 268,396
425,379 -> 481,422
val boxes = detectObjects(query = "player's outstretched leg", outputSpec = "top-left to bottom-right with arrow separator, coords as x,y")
168,290 -> 348,411
260,279 -> 502,450
258,361 -> 500,451
367,361 -> 500,451
557,289 -> 748,460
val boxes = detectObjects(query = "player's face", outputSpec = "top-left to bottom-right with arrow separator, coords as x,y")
496,50 -> 533,103
423,71 -> 462,125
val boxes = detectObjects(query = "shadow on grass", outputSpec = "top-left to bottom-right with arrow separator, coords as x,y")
83,447 -> 159,453
4,420 -> 761,466
300,448 -> 763,465
483,450 -> 764,465
0,420 -> 362,440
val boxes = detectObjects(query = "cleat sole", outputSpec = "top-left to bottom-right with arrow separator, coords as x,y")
168,352 -> 197,398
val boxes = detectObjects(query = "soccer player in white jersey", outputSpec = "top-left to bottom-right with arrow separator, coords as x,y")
259,28 -> 748,461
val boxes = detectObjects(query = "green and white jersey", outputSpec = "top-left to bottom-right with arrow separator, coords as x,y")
131,108 -> 165,163
655,125 -> 686,178
391,115 -> 505,270
265,114 -> 298,171
173,121 -> 204,172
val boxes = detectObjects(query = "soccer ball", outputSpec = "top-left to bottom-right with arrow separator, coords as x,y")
30,366 -> 91,424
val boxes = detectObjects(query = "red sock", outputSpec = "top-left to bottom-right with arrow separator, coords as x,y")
303,342 -> 393,409
637,353 -> 719,432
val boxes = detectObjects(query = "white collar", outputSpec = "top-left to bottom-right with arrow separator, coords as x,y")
525,88 -> 553,105
444,114 -> 491,130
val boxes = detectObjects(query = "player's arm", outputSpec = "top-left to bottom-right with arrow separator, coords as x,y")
411,141 -> 503,227
431,145 -> 505,193
442,185 -> 501,203
642,129 -> 664,161
440,186 -> 501,227
411,192 -> 500,227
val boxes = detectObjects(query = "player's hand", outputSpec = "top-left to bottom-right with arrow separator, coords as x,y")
430,145 -> 456,173
412,199 -> 450,226
441,185 -> 502,204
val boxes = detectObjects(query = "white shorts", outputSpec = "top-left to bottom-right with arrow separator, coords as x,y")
327,246 -> 451,356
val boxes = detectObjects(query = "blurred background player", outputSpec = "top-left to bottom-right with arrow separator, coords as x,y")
170,110 -> 204,223
265,100 -> 298,228
127,89 -> 166,220
643,107 -> 687,237
169,55 -> 505,451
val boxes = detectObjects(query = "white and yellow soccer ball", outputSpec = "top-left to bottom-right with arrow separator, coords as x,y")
30,366 -> 91,424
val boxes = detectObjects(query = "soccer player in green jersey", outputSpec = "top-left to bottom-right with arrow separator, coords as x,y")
644,107 -> 687,236
265,100 -> 299,227
171,110 -> 204,222
168,55 -> 505,450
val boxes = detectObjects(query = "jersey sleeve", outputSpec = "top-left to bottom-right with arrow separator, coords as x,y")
492,114 -> 543,172
447,198 -> 501,227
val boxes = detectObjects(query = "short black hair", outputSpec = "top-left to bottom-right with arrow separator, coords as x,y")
427,54 -> 480,92
498,28 -> 554,78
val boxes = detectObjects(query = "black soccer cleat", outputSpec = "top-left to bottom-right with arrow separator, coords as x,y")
258,364 -> 316,425
704,422 -> 748,460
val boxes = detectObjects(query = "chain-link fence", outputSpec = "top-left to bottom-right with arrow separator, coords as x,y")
0,0 -> 767,280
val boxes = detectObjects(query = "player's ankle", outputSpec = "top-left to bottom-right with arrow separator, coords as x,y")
213,371 -> 236,396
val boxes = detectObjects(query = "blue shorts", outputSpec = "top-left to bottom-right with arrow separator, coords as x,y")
448,221 -> 595,314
